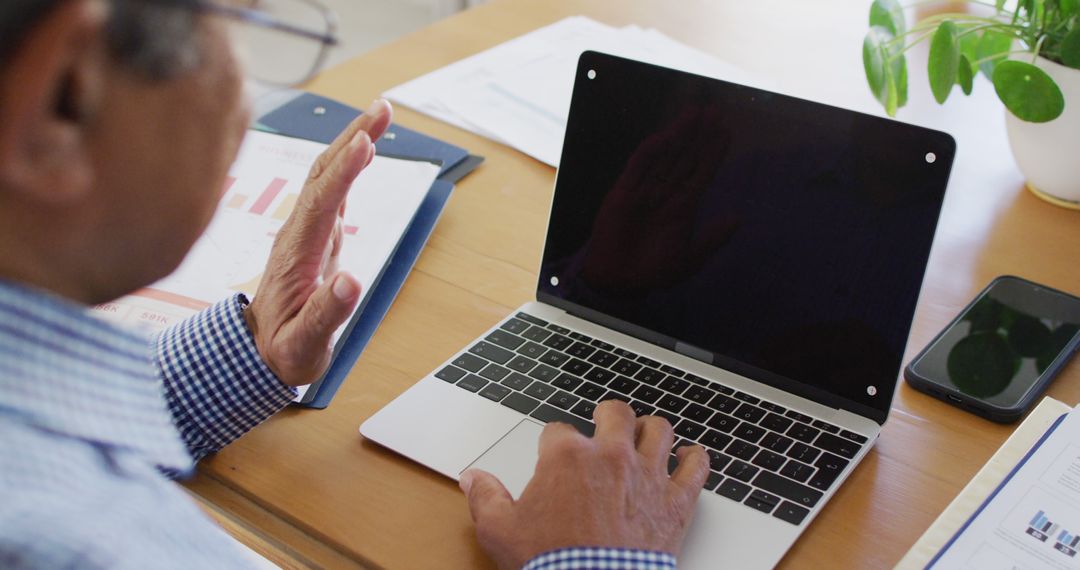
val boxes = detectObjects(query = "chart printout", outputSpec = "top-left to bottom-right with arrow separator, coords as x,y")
91,130 -> 441,399
933,406 -> 1080,570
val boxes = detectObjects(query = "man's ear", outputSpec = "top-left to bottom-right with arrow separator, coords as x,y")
0,0 -> 108,205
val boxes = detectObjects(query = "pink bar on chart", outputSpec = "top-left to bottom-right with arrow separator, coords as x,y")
250,178 -> 287,215
344,225 -> 359,235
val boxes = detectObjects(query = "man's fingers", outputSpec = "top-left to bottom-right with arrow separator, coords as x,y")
460,469 -> 513,525
592,400 -> 636,443
286,272 -> 361,377
634,415 -> 674,467
670,444 -> 710,500
309,99 -> 392,180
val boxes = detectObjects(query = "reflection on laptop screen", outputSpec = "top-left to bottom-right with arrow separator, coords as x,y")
538,52 -> 954,420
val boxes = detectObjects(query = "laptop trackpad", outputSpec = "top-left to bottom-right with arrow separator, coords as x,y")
463,419 -> 545,500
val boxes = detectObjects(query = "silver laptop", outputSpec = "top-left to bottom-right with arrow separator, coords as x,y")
362,51 -> 955,568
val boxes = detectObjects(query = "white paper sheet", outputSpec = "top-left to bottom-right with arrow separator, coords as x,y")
91,130 -> 440,400
931,405 -> 1080,569
385,16 -> 768,167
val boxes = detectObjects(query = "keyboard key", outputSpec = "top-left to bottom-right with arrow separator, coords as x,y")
760,432 -> 794,454
734,392 -> 760,405
587,350 -> 619,368
500,392 -> 541,414
599,391 -> 631,404
724,460 -> 759,482
746,489 -> 782,513
659,365 -> 685,377
637,355 -> 661,368
786,422 -> 821,444
560,358 -> 592,377
547,324 -> 571,335
613,348 -> 638,359
759,401 -> 787,414
814,432 -> 860,459
657,394 -> 689,414
684,385 -> 716,404
479,363 -> 512,382
773,501 -> 810,526
809,452 -> 850,491
456,374 -> 488,393
672,438 -> 693,452
753,471 -> 823,508
812,420 -> 840,434
542,333 -> 573,351
780,460 -> 815,483
655,410 -> 680,427
700,430 -> 733,452
611,358 -> 642,376
629,401 -> 655,417
469,341 -> 514,364
538,350 -> 570,367
505,355 -> 537,373
435,365 -> 466,383
751,449 -> 787,472
568,331 -> 593,342
785,410 -> 814,423
486,330 -> 525,351
479,383 -> 511,402
667,454 -> 679,475
551,373 -> 583,391
733,423 -> 766,444
716,478 -> 751,502
706,449 -> 732,472
634,367 -> 665,386
706,413 -> 739,433
705,471 -> 722,491
501,372 -> 533,391
714,384 -> 735,395
452,353 -> 487,373
524,382 -> 556,400
566,341 -> 596,359
840,430 -> 869,444
733,403 -> 766,424
530,404 -> 595,436
527,363 -> 559,383
516,341 -> 547,359
674,420 -> 706,441
608,375 -> 640,395
590,339 -> 615,351
521,325 -> 552,342
548,390 -> 580,410
571,401 -> 597,420
786,442 -> 820,464
726,439 -> 759,461
683,403 -> 713,424
584,367 -> 616,385
707,393 -> 740,414
499,317 -> 531,334
760,413 -> 793,434
658,376 -> 690,395
574,381 -> 606,402
684,373 -> 709,386
632,385 -> 663,404
515,312 -> 549,326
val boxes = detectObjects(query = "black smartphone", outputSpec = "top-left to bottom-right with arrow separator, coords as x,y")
905,275 -> 1080,423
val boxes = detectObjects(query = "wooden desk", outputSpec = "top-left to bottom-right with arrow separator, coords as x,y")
184,0 -> 1080,567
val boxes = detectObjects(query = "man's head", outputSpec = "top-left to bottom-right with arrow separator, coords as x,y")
0,0 -> 250,304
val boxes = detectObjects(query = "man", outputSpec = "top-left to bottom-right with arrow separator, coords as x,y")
0,0 -> 710,568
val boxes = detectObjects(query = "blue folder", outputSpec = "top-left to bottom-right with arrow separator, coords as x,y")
256,92 -> 477,408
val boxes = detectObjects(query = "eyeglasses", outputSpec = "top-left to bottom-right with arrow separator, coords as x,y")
182,0 -> 340,86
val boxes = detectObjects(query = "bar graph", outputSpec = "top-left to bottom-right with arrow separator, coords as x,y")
1056,528 -> 1080,557
1028,510 -> 1059,542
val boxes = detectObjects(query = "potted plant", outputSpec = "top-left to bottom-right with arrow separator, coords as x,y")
863,0 -> 1080,209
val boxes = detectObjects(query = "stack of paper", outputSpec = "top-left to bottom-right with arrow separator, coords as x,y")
385,16 -> 765,167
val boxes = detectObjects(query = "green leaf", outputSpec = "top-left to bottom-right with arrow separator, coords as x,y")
896,55 -> 909,107
959,54 -> 975,94
995,0 -> 1007,11
976,30 -> 1013,78
993,60 -> 1065,122
1062,28 -> 1080,69
928,21 -> 961,103
869,0 -> 905,36
1063,0 -> 1079,16
864,26 -> 905,114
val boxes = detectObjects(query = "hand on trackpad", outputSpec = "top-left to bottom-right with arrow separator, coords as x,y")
462,419 -> 544,500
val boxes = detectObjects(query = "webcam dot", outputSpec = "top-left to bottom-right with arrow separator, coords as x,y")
587,69 -> 597,80
925,152 -> 936,164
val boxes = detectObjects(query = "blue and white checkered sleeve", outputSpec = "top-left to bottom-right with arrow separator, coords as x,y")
155,294 -> 296,462
523,548 -> 677,570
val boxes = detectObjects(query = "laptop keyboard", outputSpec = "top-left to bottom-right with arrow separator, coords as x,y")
434,311 -> 869,526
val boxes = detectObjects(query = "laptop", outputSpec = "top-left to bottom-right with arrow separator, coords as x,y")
361,51 -> 955,568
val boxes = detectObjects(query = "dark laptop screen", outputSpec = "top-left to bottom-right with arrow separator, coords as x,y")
537,52 -> 955,422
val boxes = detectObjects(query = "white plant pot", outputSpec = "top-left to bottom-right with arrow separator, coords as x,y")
1004,56 -> 1080,209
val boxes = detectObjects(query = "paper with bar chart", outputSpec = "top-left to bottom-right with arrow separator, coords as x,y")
91,130 -> 441,399
932,406 -> 1080,570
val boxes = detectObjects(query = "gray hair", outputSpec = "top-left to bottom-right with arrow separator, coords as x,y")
0,0 -> 200,79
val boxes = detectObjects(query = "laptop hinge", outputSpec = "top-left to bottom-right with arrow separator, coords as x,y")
674,341 -> 712,364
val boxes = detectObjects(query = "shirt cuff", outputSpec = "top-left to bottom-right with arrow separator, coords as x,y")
522,548 -> 677,570
155,293 -> 295,461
